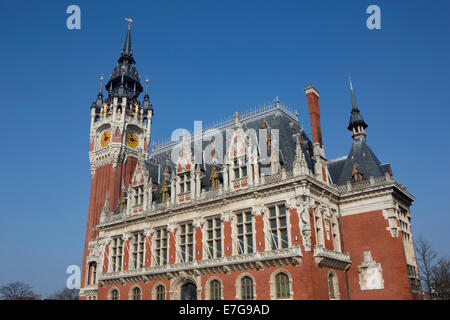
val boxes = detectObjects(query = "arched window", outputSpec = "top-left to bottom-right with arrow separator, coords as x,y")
328,271 -> 340,300
110,288 -> 119,300
241,276 -> 254,300
210,280 -> 221,300
131,287 -> 142,300
275,272 -> 290,299
156,285 -> 165,300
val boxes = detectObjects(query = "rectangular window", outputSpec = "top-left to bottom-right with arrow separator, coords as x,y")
133,186 -> 144,206
111,236 -> 124,272
206,217 -> 222,259
233,157 -> 248,180
132,232 -> 145,269
236,211 -> 253,254
268,204 -> 288,250
155,228 -> 168,266
179,173 -> 191,194
179,222 -> 194,262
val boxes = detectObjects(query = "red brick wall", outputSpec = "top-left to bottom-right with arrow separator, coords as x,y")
96,264 -> 348,300
341,210 -> 415,299
81,156 -> 137,289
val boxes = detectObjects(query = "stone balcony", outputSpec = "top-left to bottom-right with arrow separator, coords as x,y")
313,245 -> 351,270
98,246 -> 302,285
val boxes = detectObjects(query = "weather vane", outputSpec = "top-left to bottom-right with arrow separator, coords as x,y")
125,17 -> 133,29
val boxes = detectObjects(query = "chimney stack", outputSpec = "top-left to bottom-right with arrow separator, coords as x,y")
304,85 -> 323,147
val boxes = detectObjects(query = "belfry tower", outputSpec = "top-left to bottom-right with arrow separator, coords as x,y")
81,25 -> 153,294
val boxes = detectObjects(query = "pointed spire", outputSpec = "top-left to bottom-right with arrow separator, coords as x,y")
142,76 -> 153,113
121,23 -> 133,59
349,75 -> 357,110
98,75 -> 104,98
347,76 -> 368,139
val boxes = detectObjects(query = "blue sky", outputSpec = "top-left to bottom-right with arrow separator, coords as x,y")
0,0 -> 449,296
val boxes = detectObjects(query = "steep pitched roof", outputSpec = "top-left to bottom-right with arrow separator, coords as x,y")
146,106 -> 315,203
329,137 -> 390,185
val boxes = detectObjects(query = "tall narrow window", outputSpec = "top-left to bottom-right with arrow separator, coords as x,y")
210,280 -> 221,300
132,287 -> 142,300
110,289 -> 119,300
156,285 -> 165,300
179,223 -> 194,262
241,276 -> 254,300
328,272 -> 340,300
236,212 -> 253,254
314,209 -> 325,247
275,272 -> 290,299
206,217 -> 222,259
268,204 -> 288,250
132,232 -> 145,269
155,228 -> 168,266
111,237 -> 123,272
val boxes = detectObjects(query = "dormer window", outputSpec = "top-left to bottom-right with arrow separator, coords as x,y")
179,173 -> 191,194
233,157 -> 247,180
352,163 -> 363,182
133,186 -> 144,206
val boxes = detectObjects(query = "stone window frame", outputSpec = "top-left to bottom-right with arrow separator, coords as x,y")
313,205 -> 325,247
204,215 -> 223,260
130,231 -> 145,270
178,221 -> 195,263
232,155 -> 248,180
234,210 -> 255,255
128,284 -> 143,300
330,214 -> 342,252
204,276 -> 224,300
110,235 -> 124,272
327,270 -> 340,300
87,261 -> 97,286
178,171 -> 191,195
269,268 -> 294,300
133,185 -> 144,206
108,286 -> 120,300
235,272 -> 257,300
152,282 -> 167,300
153,226 -> 169,266
265,202 -> 291,250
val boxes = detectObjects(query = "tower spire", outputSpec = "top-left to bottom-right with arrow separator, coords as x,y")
347,76 -> 368,140
105,23 -> 142,99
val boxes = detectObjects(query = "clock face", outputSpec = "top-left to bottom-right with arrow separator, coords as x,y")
101,131 -> 111,147
126,132 -> 138,148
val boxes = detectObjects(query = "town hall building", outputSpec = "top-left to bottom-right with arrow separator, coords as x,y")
79,27 -> 422,300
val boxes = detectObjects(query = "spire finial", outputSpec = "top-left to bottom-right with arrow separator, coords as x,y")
347,77 -> 368,139
98,74 -> 104,97
145,76 -> 149,96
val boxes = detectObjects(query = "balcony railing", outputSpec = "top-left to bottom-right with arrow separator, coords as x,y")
98,246 -> 302,285
313,246 -> 351,270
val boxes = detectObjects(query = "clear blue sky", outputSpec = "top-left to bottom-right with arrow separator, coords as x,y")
0,0 -> 449,297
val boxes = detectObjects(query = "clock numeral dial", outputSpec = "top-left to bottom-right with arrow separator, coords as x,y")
126,132 -> 138,148
101,131 -> 111,147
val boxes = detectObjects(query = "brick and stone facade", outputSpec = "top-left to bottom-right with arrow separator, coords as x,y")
79,27 -> 422,300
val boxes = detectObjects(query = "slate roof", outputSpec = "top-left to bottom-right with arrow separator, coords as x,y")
328,137 -> 391,185
144,107 -> 316,203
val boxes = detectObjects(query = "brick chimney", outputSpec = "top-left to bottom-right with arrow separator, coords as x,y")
304,85 -> 323,147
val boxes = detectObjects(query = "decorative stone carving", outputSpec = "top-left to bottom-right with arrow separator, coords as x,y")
358,251 -> 384,290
